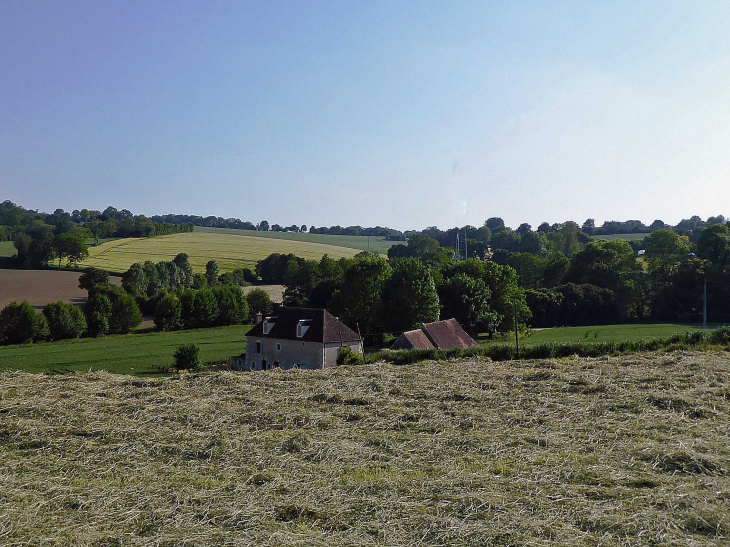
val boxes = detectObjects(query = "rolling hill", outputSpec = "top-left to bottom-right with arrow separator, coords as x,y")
81,232 -> 362,273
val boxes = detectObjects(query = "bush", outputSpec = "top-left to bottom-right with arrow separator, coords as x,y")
708,327 -> 730,346
0,301 -> 48,345
173,343 -> 202,371
336,346 -> 364,366
42,302 -> 87,340
85,293 -> 112,337
78,267 -> 109,291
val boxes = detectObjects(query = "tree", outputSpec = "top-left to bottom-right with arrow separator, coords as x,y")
582,219 -> 595,235
213,285 -> 248,326
645,229 -> 690,278
0,301 -> 48,345
43,302 -> 87,340
330,256 -> 392,336
439,273 -> 498,334
85,293 -> 111,337
519,231 -> 547,255
696,224 -> 730,267
193,289 -> 219,327
109,295 -> 142,334
205,260 -> 220,287
245,289 -> 273,322
78,267 -> 109,291
382,258 -> 439,332
516,223 -> 532,236
485,217 -> 505,231
173,253 -> 194,288
490,229 -> 521,252
173,343 -> 202,371
258,220 -> 270,231
122,263 -> 148,296
154,294 -> 182,331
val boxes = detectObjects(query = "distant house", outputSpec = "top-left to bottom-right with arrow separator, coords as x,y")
391,318 -> 477,351
233,307 -> 363,371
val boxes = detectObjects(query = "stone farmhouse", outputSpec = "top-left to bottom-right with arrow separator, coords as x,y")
390,318 -> 477,350
233,307 -> 363,371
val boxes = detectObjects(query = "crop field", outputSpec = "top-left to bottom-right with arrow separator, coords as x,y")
195,225 -> 397,255
593,233 -> 649,241
1,352 -> 729,545
0,269 -> 122,310
81,232 -> 361,273
0,325 -> 249,375
483,323 -> 708,345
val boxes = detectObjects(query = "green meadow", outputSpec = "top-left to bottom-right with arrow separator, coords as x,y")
0,325 -> 250,375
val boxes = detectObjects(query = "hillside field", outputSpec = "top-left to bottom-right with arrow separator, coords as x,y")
80,232 -> 361,273
0,325 -> 249,375
0,269 -> 122,310
195,226 -> 397,254
1,352 -> 729,545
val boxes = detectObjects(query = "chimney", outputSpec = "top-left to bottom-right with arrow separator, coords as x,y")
256,312 -> 263,324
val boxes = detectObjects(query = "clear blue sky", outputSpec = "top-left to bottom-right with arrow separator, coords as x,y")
2,0 -> 729,230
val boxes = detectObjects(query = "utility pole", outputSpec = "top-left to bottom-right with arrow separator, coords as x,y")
703,278 -> 707,333
514,302 -> 520,359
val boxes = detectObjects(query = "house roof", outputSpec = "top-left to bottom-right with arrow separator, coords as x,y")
390,329 -> 436,350
245,307 -> 361,344
390,318 -> 477,351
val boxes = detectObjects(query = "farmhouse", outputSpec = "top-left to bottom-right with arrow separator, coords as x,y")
391,318 -> 477,350
235,307 -> 363,371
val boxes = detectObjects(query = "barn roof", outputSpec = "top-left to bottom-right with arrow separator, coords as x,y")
245,307 -> 360,344
390,318 -> 477,351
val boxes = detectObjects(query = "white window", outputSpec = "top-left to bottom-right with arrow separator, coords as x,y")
276,343 -> 281,351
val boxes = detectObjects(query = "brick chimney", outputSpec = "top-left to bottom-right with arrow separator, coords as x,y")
256,312 -> 263,324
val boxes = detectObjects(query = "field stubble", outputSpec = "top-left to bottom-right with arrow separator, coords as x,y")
1,352 -> 729,545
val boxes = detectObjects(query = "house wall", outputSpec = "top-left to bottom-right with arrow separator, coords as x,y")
243,337 -> 363,371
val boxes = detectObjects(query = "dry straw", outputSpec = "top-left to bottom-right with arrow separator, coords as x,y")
1,351 -> 729,545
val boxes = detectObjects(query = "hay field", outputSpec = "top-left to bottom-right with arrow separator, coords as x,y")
0,269 -> 121,310
1,352 -> 729,545
195,226 -> 397,255
83,232 -> 360,273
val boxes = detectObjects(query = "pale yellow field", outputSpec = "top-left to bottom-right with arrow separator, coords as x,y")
83,232 -> 360,273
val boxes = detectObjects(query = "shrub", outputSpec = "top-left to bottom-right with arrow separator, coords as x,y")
708,327 -> 730,346
85,293 -> 112,337
154,294 -> 182,331
42,302 -> 87,340
336,346 -> 364,366
173,343 -> 202,371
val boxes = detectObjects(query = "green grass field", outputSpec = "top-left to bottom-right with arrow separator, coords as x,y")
0,325 -> 250,375
593,233 -> 648,241
481,323 -> 707,345
195,226 -> 397,254
0,240 -> 16,257
81,232 -> 361,273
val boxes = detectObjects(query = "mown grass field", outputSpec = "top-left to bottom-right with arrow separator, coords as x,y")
81,232 -> 361,273
195,226 -> 397,254
1,352 -> 729,545
482,323 -> 707,345
0,325 -> 249,375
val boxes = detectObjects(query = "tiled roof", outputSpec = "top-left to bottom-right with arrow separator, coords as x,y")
390,329 -> 436,350
245,307 -> 360,343
421,318 -> 477,349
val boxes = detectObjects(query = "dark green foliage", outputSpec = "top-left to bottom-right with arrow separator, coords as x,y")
336,346 -> 364,366
172,343 -> 202,371
42,302 -> 87,340
154,294 -> 183,331
212,285 -> 248,326
78,267 -> 109,291
439,273 -> 498,334
205,260 -> 220,287
256,253 -> 298,283
382,258 -> 440,332
193,289 -> 219,328
708,327 -> 730,345
246,289 -> 273,322
85,293 -> 112,337
109,295 -> 142,334
0,301 -> 48,345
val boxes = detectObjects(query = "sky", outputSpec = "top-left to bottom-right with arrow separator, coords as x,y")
1,0 -> 729,231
